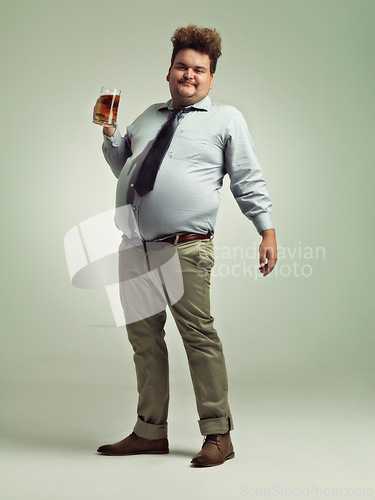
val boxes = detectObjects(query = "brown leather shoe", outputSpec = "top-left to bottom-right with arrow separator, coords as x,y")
97,432 -> 169,455
191,432 -> 235,467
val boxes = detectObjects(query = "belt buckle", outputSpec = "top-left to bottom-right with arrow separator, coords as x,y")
173,234 -> 180,245
154,232 -> 182,244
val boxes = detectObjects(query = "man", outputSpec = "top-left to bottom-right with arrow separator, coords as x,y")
95,25 -> 277,467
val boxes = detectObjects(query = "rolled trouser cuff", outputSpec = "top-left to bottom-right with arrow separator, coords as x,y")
133,416 -> 168,439
198,416 -> 233,436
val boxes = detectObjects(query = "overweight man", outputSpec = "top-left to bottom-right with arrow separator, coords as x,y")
95,25 -> 277,467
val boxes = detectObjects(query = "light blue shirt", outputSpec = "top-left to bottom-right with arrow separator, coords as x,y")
103,95 -> 274,241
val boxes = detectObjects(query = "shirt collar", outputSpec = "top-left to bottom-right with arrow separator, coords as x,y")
157,95 -> 212,112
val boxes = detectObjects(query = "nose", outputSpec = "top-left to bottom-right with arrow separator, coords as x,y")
183,68 -> 194,80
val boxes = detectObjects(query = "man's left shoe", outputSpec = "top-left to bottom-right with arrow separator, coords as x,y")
191,432 -> 235,467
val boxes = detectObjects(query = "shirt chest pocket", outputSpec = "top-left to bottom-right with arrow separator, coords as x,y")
169,131 -> 219,163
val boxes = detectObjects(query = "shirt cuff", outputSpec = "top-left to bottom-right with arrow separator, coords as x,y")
252,212 -> 275,234
103,127 -> 122,147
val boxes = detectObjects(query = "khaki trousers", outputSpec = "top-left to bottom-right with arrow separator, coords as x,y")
119,237 -> 233,439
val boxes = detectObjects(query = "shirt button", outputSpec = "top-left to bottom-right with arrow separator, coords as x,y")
168,152 -> 173,157
132,206 -> 137,211
130,183 -> 134,187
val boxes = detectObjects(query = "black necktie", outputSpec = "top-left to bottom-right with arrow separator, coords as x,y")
134,108 -> 181,197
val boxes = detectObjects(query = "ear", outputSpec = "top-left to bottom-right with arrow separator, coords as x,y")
209,74 -> 213,90
166,66 -> 171,82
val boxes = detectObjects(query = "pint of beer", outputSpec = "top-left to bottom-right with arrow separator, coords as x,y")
93,87 -> 121,126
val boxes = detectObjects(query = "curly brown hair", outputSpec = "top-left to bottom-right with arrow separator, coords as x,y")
171,25 -> 222,74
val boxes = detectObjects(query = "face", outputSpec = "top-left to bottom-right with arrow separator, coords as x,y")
166,48 -> 213,108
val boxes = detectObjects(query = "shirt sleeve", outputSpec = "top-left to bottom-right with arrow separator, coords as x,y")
224,110 -> 275,234
102,127 -> 132,179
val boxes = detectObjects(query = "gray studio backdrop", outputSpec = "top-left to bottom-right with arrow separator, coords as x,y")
1,0 -> 374,498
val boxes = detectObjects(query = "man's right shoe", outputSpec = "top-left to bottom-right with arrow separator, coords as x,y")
97,432 -> 169,456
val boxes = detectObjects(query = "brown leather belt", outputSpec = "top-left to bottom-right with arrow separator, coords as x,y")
158,232 -> 212,245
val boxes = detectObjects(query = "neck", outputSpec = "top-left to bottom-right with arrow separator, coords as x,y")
172,101 -> 189,109
171,95 -> 209,110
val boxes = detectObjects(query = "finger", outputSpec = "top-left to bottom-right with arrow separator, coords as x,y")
93,98 -> 100,114
259,263 -> 267,275
259,246 -> 267,268
262,258 -> 276,277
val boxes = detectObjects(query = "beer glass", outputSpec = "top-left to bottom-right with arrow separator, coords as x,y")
93,87 -> 121,126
